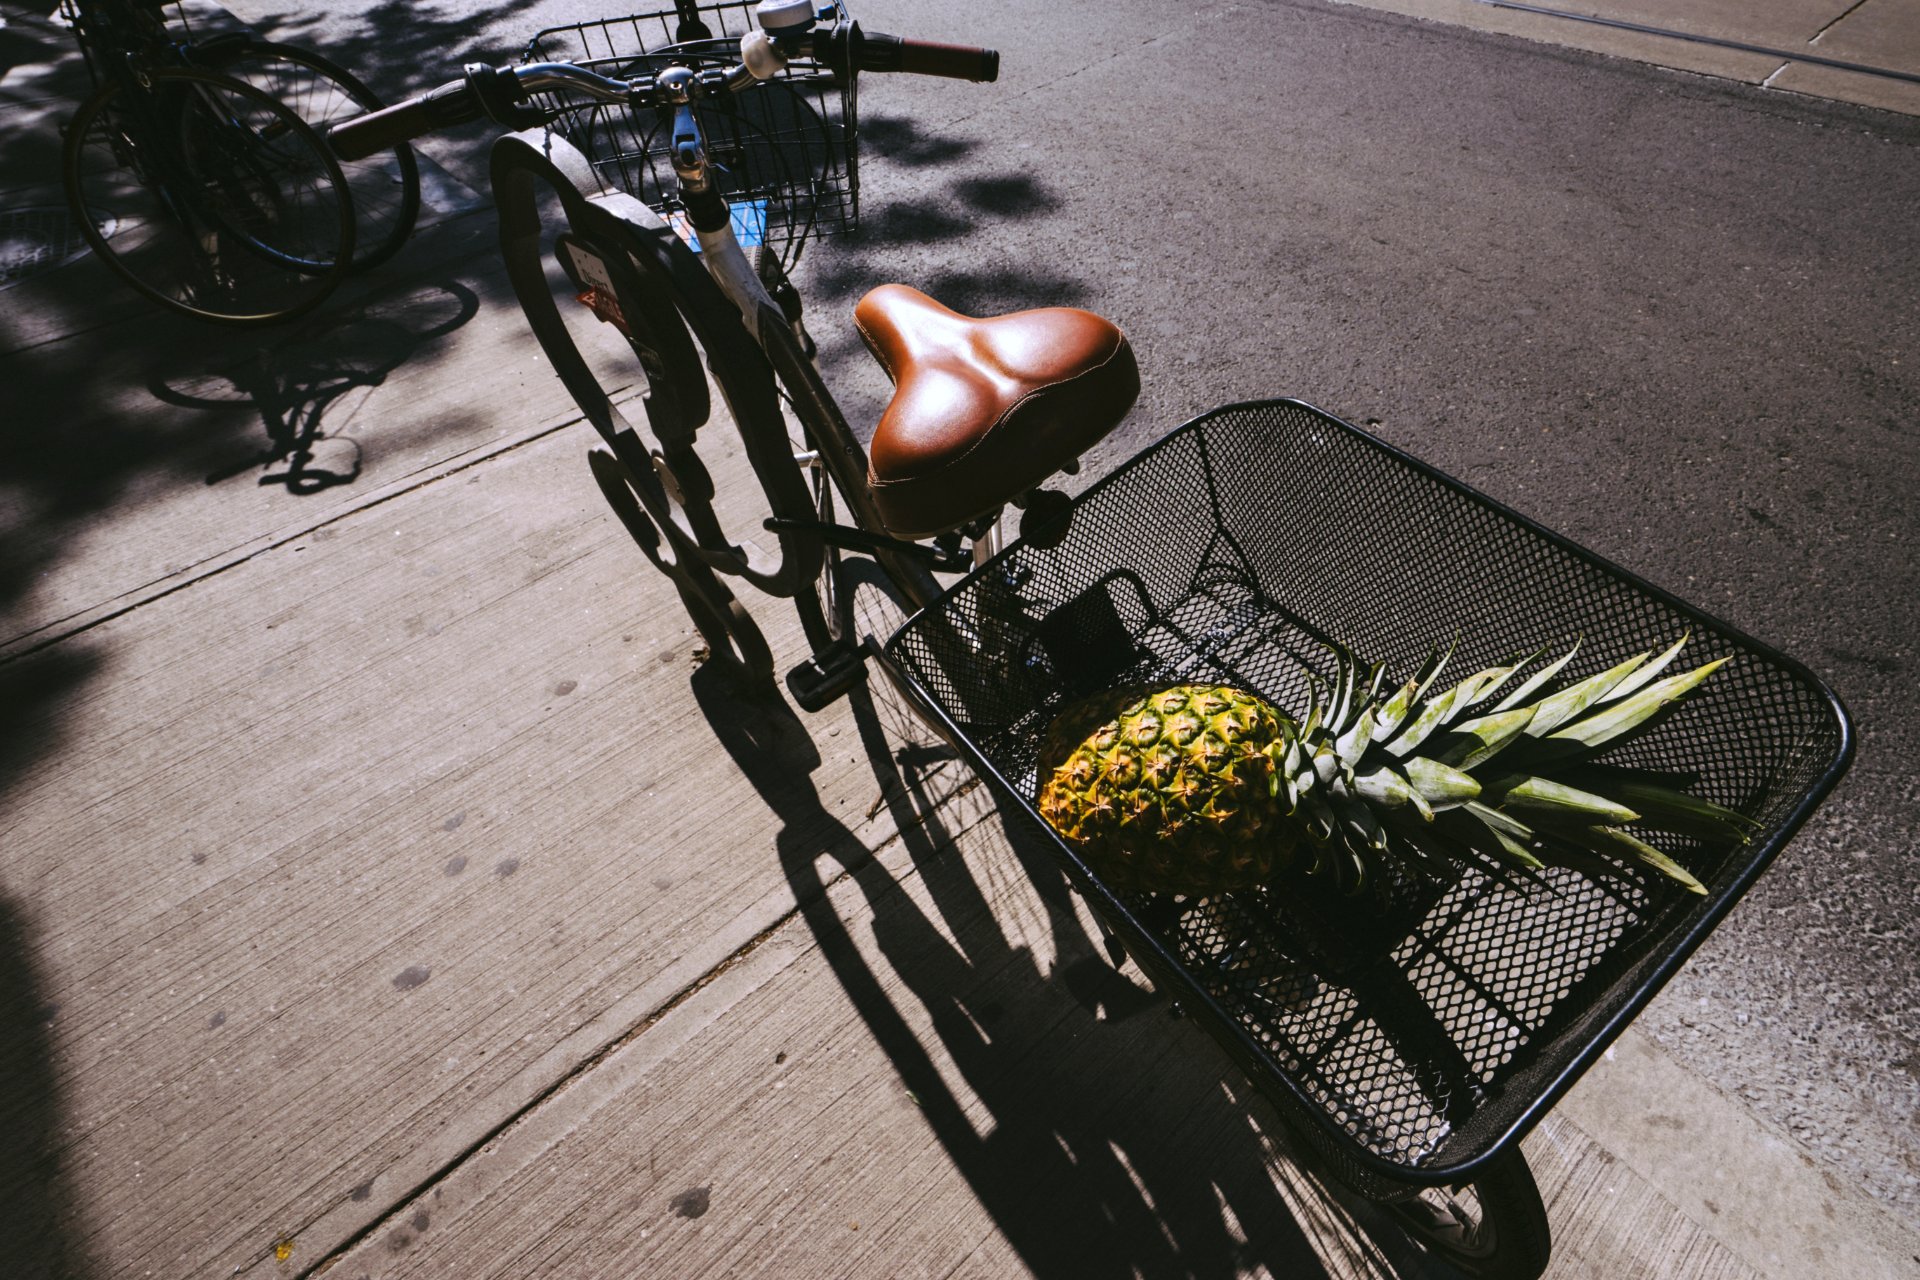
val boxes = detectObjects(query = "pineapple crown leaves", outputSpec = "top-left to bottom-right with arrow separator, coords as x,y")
1277,633 -> 1745,897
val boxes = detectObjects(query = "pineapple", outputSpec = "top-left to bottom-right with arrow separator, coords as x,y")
1035,635 -> 1752,899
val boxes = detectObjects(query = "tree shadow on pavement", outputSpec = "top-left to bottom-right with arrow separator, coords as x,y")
0,643 -> 104,1280
691,658 -> 1436,1278
0,9 -> 529,1270
184,0 -> 548,92
0,895 -> 96,1280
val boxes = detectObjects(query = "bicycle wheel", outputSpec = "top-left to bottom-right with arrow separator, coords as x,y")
495,134 -> 792,688
63,68 -> 353,325
494,132 -> 943,698
1377,1150 -> 1551,1280
206,41 -> 421,269
745,247 -> 944,638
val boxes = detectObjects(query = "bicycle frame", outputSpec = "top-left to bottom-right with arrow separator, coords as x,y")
658,63 -> 1012,569
64,0 -> 209,86
503,56 -> 1005,576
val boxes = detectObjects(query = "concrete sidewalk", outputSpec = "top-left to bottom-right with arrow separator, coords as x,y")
5,0 -> 1920,1277
1336,0 -> 1920,118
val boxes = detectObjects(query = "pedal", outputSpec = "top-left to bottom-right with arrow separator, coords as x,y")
785,637 -> 869,712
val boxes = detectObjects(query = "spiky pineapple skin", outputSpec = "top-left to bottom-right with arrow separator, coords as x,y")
1036,684 -> 1300,895
1033,637 -> 1740,902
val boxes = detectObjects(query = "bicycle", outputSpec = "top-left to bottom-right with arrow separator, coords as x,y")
330,4 -> 1854,1275
58,0 -> 421,323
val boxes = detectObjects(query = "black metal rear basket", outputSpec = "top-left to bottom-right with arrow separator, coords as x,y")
522,0 -> 856,267
884,399 -> 1852,1199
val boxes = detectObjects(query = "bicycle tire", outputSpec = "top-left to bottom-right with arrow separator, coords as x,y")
743,251 -> 943,631
492,130 -> 945,700
493,132 -> 794,690
1377,1150 -> 1551,1280
587,447 -> 777,688
62,67 -> 353,325
205,40 -> 421,270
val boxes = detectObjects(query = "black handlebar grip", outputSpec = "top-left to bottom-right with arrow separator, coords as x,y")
327,78 -> 482,160
856,32 -> 999,83
901,38 -> 999,82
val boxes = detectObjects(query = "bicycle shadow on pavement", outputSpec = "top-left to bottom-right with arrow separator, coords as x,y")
691,657 -> 1439,1278
147,278 -> 479,493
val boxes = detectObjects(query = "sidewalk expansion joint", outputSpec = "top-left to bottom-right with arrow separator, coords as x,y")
1810,0 -> 1872,45
1462,0 -> 1920,86
0,411 -> 589,667
297,778 -> 983,1278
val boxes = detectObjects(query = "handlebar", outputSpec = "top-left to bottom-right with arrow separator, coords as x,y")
329,77 -> 481,160
855,33 -> 999,82
328,26 -> 997,162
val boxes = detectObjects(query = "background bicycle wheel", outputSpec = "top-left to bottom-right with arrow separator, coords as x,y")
61,67 -> 354,325
208,41 -> 421,270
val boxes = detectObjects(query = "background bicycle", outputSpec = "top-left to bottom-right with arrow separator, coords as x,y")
57,0 -> 420,322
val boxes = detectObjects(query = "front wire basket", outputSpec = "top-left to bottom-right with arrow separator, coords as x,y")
885,399 -> 1852,1198
522,0 -> 857,268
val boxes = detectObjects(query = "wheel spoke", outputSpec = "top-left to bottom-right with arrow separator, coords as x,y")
62,69 -> 352,324
213,44 -> 422,270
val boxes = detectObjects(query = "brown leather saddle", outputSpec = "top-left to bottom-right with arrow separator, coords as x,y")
853,284 -> 1140,540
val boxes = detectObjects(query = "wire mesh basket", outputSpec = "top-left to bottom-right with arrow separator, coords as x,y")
522,0 -> 857,267
885,399 -> 1853,1198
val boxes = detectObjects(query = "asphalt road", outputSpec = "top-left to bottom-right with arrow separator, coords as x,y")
216,0 -> 1920,1226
